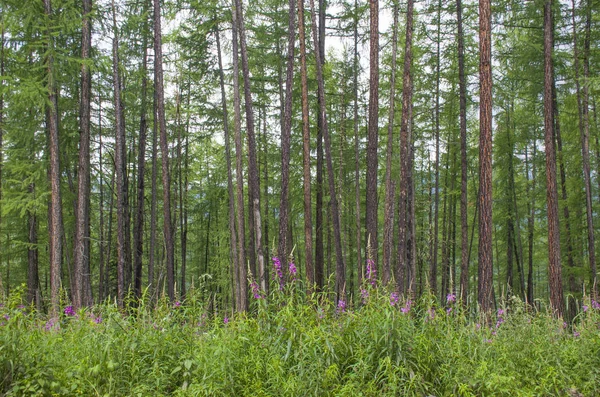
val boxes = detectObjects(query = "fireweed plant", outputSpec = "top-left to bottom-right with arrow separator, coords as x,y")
0,281 -> 599,396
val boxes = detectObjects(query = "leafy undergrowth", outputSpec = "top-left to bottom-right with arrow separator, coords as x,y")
1,287 -> 598,396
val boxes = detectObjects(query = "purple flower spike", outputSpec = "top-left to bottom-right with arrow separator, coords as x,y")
94,316 -> 103,324
592,300 -> 600,310
497,308 -> 505,317
583,305 -> 589,312
289,262 -> 297,277
250,280 -> 262,299
446,293 -> 456,304
224,316 -> 229,324
272,257 -> 284,290
366,259 -> 376,286
174,301 -> 181,308
400,300 -> 412,314
390,292 -> 399,307
361,288 -> 369,303
573,331 -> 580,338
64,306 -> 75,317
337,300 -> 346,313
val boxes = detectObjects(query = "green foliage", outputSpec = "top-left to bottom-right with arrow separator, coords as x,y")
1,288 -> 599,396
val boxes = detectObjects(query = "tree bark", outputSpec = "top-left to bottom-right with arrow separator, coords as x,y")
430,0 -> 441,295
478,0 -> 494,315
44,0 -> 64,317
27,184 -> 39,307
277,0 -> 296,269
382,3 -> 399,285
353,0 -> 362,289
543,0 -> 564,317
231,6 -> 248,311
365,0 -> 379,272
309,0 -> 346,302
396,0 -> 414,295
234,0 -> 267,293
457,0 -> 469,304
298,0 -> 314,287
153,0 -> 175,301
72,0 -> 93,308
133,13 -> 149,299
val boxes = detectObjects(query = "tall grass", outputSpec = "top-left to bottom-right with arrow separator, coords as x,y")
1,284 -> 598,396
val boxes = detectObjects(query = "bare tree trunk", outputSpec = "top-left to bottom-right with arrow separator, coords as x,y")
353,0 -> 362,289
153,0 -> 175,301
573,0 -> 596,292
543,0 -> 564,317
72,0 -> 93,308
98,104 -> 105,301
457,0 -> 469,304
365,0 -> 379,272
133,16 -> 149,299
215,20 -> 240,310
526,143 -> 536,305
430,0 -> 441,295
478,0 -> 494,315
148,80 -> 158,299
27,184 -> 39,306
234,0 -> 267,293
298,0 -> 314,287
309,0 -> 346,302
44,0 -> 64,316
277,0 -> 296,268
231,6 -> 248,311
396,0 -> 414,295
112,0 -> 128,306
382,3 -> 399,285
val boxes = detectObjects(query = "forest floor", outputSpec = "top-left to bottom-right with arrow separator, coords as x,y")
0,287 -> 598,396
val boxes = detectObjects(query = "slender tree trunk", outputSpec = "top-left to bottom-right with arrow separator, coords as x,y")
431,0 -> 442,295
574,0 -> 597,292
234,0 -> 267,293
543,0 -> 564,317
382,3 -> 399,285
353,0 -> 362,288
396,0 -> 414,295
44,0 -> 64,316
154,0 -> 175,301
98,103 -> 105,301
365,0 -> 379,271
134,20 -> 149,299
72,0 -> 93,308
478,0 -> 494,315
215,21 -> 240,310
457,0 -> 469,304
309,0 -> 346,301
148,79 -> 158,299
27,184 -> 39,306
298,0 -> 314,287
277,0 -> 296,268
112,0 -> 128,306
526,143 -> 536,305
231,7 -> 248,311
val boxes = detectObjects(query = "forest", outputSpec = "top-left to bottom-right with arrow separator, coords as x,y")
0,0 -> 599,394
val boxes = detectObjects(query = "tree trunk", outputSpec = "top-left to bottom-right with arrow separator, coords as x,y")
27,184 -> 39,306
277,0 -> 296,269
231,6 -> 248,311
215,20 -> 240,310
234,0 -> 267,293
573,0 -> 596,292
44,0 -> 64,317
72,0 -> 93,308
543,0 -> 564,317
431,0 -> 441,295
153,0 -> 175,301
382,3 -> 399,285
526,143 -> 536,305
396,0 -> 414,295
457,0 -> 469,304
298,0 -> 314,287
133,16 -> 149,299
478,0 -> 494,315
309,0 -> 346,302
365,0 -> 379,272
353,0 -> 362,289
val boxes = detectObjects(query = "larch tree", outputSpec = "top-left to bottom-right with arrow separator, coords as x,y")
478,0 -> 494,314
543,0 -> 564,317
72,0 -> 93,308
365,0 -> 379,272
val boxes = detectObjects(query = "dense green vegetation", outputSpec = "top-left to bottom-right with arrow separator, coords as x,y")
1,283 -> 599,396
